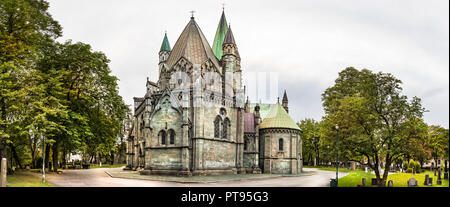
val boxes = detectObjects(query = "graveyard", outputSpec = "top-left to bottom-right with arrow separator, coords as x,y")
338,169 -> 449,187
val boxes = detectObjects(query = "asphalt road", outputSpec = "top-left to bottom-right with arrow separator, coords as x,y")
44,167 -> 348,187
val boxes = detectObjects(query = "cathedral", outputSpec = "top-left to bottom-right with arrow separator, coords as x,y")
125,10 -> 303,176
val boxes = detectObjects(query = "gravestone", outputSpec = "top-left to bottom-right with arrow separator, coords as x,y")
371,178 -> 378,185
362,178 -> 366,187
407,178 -> 418,187
437,170 -> 442,185
365,167 -> 368,173
388,180 -> 393,187
424,174 -> 429,185
428,177 -> 433,186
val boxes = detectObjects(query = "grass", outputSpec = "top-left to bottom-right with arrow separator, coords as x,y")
338,169 -> 450,187
6,172 -> 55,187
89,164 -> 126,169
304,165 -> 351,172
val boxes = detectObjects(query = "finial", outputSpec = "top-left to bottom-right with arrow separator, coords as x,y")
222,3 -> 226,11
190,10 -> 195,19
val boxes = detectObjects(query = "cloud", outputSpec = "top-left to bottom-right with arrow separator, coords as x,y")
47,0 -> 449,127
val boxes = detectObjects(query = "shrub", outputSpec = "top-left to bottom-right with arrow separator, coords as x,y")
414,162 -> 421,173
406,168 -> 413,173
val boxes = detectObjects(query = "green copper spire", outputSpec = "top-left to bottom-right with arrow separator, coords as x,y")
160,32 -> 171,52
212,10 -> 228,59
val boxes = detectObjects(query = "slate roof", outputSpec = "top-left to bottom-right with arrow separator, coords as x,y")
166,17 -> 221,70
259,103 -> 301,131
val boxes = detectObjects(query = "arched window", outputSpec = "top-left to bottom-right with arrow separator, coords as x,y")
279,138 -> 284,151
244,138 -> 248,151
159,130 -> 166,145
169,129 -> 175,145
214,116 -> 222,138
223,118 -> 230,139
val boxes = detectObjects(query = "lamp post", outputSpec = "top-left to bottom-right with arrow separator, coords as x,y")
330,124 -> 339,187
41,134 -> 45,183
335,124 -> 339,186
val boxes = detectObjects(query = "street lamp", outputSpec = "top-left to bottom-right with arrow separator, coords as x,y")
41,134 -> 45,183
335,124 -> 339,186
330,124 -> 339,187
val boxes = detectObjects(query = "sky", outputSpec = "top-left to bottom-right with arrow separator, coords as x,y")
47,0 -> 449,128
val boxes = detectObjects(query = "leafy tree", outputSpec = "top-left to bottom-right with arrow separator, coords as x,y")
299,119 -> 321,166
321,67 -> 426,186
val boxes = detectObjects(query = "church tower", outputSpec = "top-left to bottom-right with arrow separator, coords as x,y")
282,90 -> 289,113
222,26 -> 242,101
158,32 -> 171,90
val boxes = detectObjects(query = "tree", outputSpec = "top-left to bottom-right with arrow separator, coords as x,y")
321,67 -> 426,186
0,0 -> 62,172
298,119 -> 321,166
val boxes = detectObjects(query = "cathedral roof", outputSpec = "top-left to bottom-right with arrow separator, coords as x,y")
223,26 -> 236,45
166,17 -> 221,70
160,32 -> 171,52
249,103 -> 274,119
259,103 -> 300,131
212,11 -> 228,59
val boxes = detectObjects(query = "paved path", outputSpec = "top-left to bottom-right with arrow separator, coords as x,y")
44,167 -> 348,187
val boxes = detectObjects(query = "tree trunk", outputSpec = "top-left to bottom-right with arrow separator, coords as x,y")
62,148 -> 66,169
52,141 -> 59,172
45,143 -> 51,171
10,144 -> 23,169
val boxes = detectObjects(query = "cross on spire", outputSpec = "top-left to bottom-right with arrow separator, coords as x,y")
222,3 -> 226,11
190,10 -> 195,18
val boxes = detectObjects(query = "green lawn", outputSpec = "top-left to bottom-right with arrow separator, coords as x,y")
6,172 -> 55,187
304,165 -> 351,172
89,164 -> 126,169
338,169 -> 449,187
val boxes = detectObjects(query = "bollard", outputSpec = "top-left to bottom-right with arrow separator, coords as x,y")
1,158 -> 6,187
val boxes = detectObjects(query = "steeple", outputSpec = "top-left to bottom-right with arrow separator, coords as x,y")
160,32 -> 171,52
282,90 -> 289,114
212,10 -> 228,60
222,25 -> 240,58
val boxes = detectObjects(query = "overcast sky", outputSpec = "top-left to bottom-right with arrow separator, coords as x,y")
47,0 -> 449,128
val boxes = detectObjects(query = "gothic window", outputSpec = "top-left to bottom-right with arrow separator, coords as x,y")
159,130 -> 166,145
178,92 -> 183,101
223,118 -> 230,139
169,129 -> 175,145
244,138 -> 248,151
210,92 -> 214,101
279,138 -> 284,151
214,116 -> 222,138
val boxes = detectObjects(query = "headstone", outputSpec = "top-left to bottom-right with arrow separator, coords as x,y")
365,167 -> 368,173
371,178 -> 378,185
0,158 -> 6,187
437,170 -> 442,185
362,178 -> 366,187
424,174 -> 429,185
428,177 -> 433,186
388,180 -> 393,187
407,178 -> 418,187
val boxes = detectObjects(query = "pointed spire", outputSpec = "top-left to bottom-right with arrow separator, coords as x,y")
160,32 -> 171,52
223,25 -> 236,45
282,90 -> 288,102
212,10 -> 228,59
